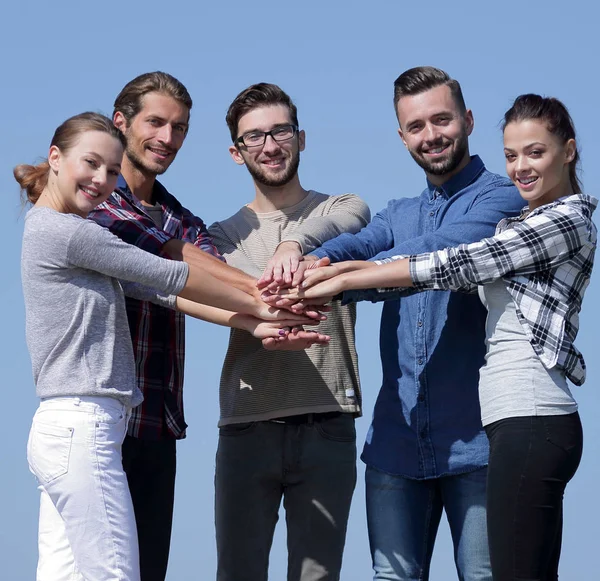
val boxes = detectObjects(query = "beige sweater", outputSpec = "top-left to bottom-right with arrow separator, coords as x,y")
209,191 -> 370,426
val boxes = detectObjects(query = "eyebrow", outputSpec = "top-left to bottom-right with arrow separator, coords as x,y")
242,122 -> 292,134
504,141 -> 547,151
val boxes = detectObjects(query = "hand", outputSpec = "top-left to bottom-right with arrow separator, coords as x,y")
245,319 -> 317,341
301,263 -> 341,289
264,274 -> 347,303
257,241 -> 304,289
262,327 -> 331,351
253,301 -> 325,323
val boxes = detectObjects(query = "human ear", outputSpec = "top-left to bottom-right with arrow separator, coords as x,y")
564,139 -> 576,164
113,111 -> 128,133
229,144 -> 246,166
48,145 -> 62,172
298,129 -> 306,152
398,127 -> 409,149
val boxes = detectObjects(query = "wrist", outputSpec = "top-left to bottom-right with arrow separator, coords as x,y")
276,240 -> 302,254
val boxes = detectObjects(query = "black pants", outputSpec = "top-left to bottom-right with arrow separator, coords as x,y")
485,413 -> 582,581
122,435 -> 177,581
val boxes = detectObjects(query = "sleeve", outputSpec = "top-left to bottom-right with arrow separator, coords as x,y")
180,206 -> 226,261
372,183 -> 524,260
89,195 -> 173,257
310,203 -> 396,261
409,205 -> 594,292
281,194 -> 371,253
67,220 -> 189,296
119,281 -> 177,309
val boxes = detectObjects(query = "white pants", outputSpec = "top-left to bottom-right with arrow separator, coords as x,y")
27,396 -> 139,581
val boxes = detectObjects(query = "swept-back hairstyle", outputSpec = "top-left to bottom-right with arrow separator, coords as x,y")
113,71 -> 193,125
503,94 -> 582,195
393,66 -> 466,114
14,112 -> 126,205
226,83 -> 299,143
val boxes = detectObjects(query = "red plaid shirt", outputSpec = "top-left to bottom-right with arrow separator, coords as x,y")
89,176 -> 223,440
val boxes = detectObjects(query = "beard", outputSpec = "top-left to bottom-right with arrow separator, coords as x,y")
124,129 -> 174,177
409,125 -> 469,177
245,150 -> 301,188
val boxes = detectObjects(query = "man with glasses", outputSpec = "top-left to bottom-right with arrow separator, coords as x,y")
208,83 -> 370,581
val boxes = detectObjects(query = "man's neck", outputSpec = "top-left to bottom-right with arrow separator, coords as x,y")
248,176 -> 309,213
121,159 -> 157,206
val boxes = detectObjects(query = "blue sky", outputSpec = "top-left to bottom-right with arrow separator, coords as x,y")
2,1 -> 599,579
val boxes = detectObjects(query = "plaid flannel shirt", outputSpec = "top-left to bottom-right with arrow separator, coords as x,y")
398,194 -> 597,385
89,177 -> 223,439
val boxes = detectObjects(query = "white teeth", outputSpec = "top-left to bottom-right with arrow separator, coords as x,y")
519,177 -> 538,184
81,187 -> 99,198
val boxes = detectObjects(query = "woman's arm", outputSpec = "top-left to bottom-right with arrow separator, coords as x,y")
175,298 -> 330,348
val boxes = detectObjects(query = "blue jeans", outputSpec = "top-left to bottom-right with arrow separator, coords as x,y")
366,466 -> 491,581
215,413 -> 357,581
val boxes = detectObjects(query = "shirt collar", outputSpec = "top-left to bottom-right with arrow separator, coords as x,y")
116,175 -> 168,206
426,155 -> 485,200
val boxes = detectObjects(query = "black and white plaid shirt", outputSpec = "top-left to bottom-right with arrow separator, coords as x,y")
383,194 -> 597,385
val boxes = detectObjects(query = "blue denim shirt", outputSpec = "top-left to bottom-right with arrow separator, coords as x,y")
312,156 -> 524,478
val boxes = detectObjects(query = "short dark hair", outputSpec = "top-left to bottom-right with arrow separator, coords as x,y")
393,66 -> 466,114
503,94 -> 582,195
113,71 -> 193,124
226,83 -> 299,143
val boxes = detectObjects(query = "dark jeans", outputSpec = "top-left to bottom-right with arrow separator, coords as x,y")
122,435 -> 177,581
485,413 -> 583,581
215,413 -> 357,581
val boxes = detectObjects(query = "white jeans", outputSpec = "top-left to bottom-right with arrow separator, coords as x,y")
27,396 -> 139,581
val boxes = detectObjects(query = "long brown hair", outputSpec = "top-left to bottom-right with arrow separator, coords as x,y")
14,112 -> 126,204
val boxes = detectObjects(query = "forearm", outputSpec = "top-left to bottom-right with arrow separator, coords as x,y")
176,298 -> 256,331
179,266 -> 262,316
340,259 -> 412,291
164,239 -> 257,295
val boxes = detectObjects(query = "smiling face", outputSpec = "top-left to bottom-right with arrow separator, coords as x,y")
229,104 -> 305,188
48,131 -> 123,217
397,84 -> 473,185
503,119 -> 576,210
115,91 -> 189,177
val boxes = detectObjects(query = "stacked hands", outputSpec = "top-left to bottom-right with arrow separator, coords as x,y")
251,242 -> 337,351
255,241 -> 349,351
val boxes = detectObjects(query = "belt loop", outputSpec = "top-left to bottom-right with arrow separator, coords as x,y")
307,413 -> 314,425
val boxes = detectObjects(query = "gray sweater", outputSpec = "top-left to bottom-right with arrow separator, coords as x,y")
21,207 -> 189,407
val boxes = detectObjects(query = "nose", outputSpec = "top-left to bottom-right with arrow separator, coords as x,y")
262,133 -> 281,154
514,154 -> 530,173
157,124 -> 174,145
423,122 -> 441,143
92,168 -> 108,187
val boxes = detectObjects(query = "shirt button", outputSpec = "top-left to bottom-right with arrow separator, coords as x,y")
417,320 -> 423,327
418,393 -> 425,402
417,358 -> 424,365
420,428 -> 428,438
429,211 -> 435,217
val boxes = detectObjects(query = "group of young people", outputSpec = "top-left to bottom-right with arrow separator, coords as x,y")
16,66 -> 596,581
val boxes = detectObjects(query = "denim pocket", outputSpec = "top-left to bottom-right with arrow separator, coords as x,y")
316,414 -> 356,442
27,421 -> 73,484
218,422 -> 256,436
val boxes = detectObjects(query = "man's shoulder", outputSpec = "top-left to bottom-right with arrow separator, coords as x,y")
208,207 -> 249,237
473,166 -> 516,193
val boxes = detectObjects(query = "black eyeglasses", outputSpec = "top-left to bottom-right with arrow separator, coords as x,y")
235,124 -> 299,148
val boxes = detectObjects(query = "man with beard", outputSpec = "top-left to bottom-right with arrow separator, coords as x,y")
267,67 -> 524,580
207,83 -> 370,581
88,73 -> 321,581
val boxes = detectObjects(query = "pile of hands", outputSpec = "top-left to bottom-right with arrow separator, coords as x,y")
252,242 -> 347,352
